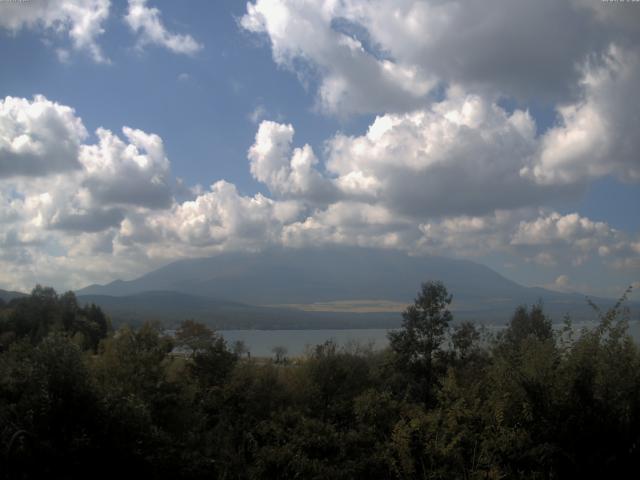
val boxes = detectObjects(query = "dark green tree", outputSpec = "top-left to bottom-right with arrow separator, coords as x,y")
175,319 -> 216,357
451,320 -> 481,360
388,281 -> 453,405
272,345 -> 288,364
501,302 -> 553,353
190,335 -> 237,388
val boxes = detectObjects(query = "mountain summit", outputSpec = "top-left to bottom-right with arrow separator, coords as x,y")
77,247 -> 624,324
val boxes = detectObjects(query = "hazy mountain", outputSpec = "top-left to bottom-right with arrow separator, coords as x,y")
0,289 -> 27,303
79,247 -> 521,301
77,247 -> 634,324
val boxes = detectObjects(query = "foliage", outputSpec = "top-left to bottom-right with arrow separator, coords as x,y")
0,286 -> 109,352
388,281 -> 453,404
1,283 -> 639,479
175,319 -> 217,357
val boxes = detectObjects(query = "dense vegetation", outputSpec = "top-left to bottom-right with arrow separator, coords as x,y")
1,282 -> 639,479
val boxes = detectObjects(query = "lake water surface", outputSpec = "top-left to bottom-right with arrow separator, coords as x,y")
220,321 -> 640,358
220,329 -> 391,357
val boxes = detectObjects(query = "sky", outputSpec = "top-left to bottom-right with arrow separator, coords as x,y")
0,0 -> 639,299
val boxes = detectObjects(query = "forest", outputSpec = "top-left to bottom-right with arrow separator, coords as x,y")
1,282 -> 639,479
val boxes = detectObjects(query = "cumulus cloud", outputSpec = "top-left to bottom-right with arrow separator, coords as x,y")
80,127 -> 172,209
125,0 -> 203,55
248,120 -> 337,203
544,274 -> 573,293
1,1 -> 637,297
0,90 -> 638,293
0,0 -> 111,63
240,0 -> 640,195
0,95 -> 87,178
241,0 -> 434,115
282,201 -> 410,250
523,46 -> 640,184
510,212 -> 623,267
241,90 -> 589,223
511,212 -> 615,248
418,211 -> 517,258
540,273 -> 607,296
418,209 -> 640,271
241,0 -> 640,116
325,89 -> 567,217
0,96 -> 173,252
134,181 -> 302,256
0,96 -> 182,289
51,208 -> 125,233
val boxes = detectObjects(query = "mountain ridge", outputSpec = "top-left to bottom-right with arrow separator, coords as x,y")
0,289 -> 28,302
75,246 -> 636,325
78,246 -> 524,301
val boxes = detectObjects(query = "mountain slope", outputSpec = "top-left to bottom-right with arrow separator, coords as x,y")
0,289 -> 28,302
77,246 -> 632,324
79,246 -> 524,303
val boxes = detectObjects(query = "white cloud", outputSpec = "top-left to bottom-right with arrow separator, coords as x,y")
282,201 -> 409,250
553,274 -> 570,289
511,212 -> 615,248
0,96 -> 180,290
0,0 -> 111,63
125,0 -> 203,55
240,90 -> 572,223
522,46 -> 640,184
0,96 -> 173,259
541,273 -> 597,295
241,0 -> 640,116
80,126 -> 172,209
142,180 -> 300,252
0,95 -> 88,177
417,209 -> 640,273
510,211 -> 640,272
0,93 -> 638,294
248,120 -> 337,202
1,1 -> 637,297
248,105 -> 267,124
325,89 -> 557,217
241,0 -> 434,115
238,0 -> 640,240
418,211 -> 517,258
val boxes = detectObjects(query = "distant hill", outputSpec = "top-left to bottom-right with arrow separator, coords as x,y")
0,288 -> 27,303
78,246 -> 527,302
77,246 -> 636,325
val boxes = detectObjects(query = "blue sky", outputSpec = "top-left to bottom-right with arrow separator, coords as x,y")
1,0 -> 370,194
0,0 -> 639,298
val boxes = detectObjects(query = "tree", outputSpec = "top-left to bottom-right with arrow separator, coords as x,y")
305,340 -> 371,423
272,345 -> 288,364
232,339 -> 249,358
93,322 -> 174,401
501,302 -> 553,351
83,303 -> 109,350
0,288 -> 109,351
190,336 -> 237,387
0,334 -> 101,478
175,319 -> 216,357
388,281 -> 452,404
451,320 -> 481,360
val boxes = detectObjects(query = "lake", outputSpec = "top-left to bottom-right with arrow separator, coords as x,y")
219,329 -> 391,357
220,321 -> 640,358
